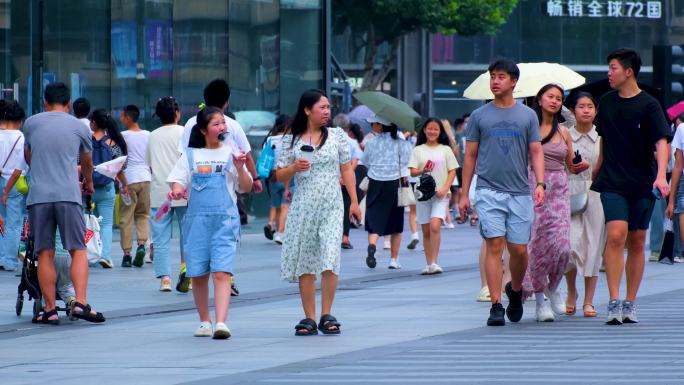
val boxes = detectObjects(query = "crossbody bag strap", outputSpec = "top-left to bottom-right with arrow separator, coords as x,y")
1,135 -> 21,172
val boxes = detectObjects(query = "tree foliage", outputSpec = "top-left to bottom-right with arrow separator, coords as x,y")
332,0 -> 518,90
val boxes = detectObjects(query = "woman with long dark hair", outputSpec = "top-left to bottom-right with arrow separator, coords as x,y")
522,84 -> 589,322
89,108 -> 128,269
276,89 -> 361,336
409,118 -> 458,274
362,115 -> 411,270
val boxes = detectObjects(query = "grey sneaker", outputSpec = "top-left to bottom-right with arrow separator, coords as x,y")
606,300 -> 622,325
621,300 -> 638,323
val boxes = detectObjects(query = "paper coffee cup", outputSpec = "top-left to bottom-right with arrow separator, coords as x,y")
299,145 -> 314,176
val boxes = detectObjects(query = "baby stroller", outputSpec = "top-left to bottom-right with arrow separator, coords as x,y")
15,219 -> 73,321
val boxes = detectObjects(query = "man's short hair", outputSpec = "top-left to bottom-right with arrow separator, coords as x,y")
487,59 -> 520,81
203,79 -> 231,108
72,97 -> 90,118
44,83 -> 70,106
123,104 -> 141,123
607,48 -> 642,78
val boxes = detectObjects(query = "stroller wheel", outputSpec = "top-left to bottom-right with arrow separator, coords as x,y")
15,294 -> 23,316
33,300 -> 42,317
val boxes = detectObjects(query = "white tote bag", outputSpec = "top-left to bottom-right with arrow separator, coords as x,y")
84,214 -> 103,264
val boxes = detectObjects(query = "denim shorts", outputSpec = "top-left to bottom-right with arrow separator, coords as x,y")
268,181 -> 288,208
675,178 -> 684,214
475,188 -> 533,245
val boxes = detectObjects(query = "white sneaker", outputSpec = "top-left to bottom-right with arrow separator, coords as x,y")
383,239 -> 391,249
444,222 -> 455,229
194,321 -> 213,337
536,301 -> 555,322
430,263 -> 443,274
388,258 -> 401,269
160,277 -> 173,292
212,322 -> 231,339
420,265 -> 431,275
274,233 -> 283,245
476,286 -> 491,302
544,288 -> 565,315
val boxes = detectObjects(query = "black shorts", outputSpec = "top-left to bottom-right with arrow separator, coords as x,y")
600,192 -> 655,231
28,202 -> 86,253
456,167 -> 463,187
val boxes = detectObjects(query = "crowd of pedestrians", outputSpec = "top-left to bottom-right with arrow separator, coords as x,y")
0,46 -> 678,338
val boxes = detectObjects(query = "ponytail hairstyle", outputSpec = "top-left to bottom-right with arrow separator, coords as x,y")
348,123 -> 364,144
262,114 -> 291,147
382,122 -> 399,140
289,89 -> 329,148
91,108 -> 128,155
155,96 -> 180,125
0,100 -> 24,123
188,106 -> 223,149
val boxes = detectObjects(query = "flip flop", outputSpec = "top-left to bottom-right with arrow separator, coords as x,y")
566,292 -> 578,315
583,304 -> 597,317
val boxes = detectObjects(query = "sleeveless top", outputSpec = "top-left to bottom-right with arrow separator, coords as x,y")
543,138 -> 567,172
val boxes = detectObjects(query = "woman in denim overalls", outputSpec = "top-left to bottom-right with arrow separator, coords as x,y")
168,107 -> 252,339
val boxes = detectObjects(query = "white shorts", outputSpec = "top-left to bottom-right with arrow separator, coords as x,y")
416,196 -> 449,225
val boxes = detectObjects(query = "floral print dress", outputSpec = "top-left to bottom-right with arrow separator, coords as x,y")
277,127 -> 351,282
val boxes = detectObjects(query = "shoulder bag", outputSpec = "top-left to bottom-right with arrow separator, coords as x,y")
397,142 -> 416,207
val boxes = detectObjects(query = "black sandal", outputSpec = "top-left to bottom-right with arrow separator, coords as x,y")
295,318 -> 318,336
70,301 -> 106,323
32,308 -> 60,325
318,314 -> 341,335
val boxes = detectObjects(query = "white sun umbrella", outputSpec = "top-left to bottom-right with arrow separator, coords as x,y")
94,155 -> 127,179
463,62 -> 586,100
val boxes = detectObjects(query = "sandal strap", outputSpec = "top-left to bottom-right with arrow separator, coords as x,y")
295,318 -> 317,331
319,314 -> 341,328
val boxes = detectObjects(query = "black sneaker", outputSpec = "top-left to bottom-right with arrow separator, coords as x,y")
230,277 -> 240,297
366,244 -> 377,268
487,303 -> 505,326
505,282 -> 524,322
176,264 -> 191,293
121,255 -> 133,268
263,224 -> 274,240
133,245 -> 145,267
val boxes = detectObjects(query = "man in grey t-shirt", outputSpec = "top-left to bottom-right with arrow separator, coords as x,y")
23,82 -> 105,324
459,60 -> 545,327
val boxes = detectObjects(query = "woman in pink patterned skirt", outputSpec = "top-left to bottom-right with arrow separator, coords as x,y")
523,84 -> 590,322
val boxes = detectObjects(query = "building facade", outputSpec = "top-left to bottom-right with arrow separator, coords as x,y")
0,0 -> 328,216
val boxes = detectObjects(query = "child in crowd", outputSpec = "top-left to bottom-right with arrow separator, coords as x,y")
167,107 -> 252,339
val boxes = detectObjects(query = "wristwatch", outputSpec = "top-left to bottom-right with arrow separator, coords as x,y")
536,182 -> 546,190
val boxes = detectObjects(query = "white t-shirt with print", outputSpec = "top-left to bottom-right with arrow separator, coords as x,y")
0,130 -> 27,178
122,130 -> 152,184
166,145 -> 251,203
179,114 -> 251,155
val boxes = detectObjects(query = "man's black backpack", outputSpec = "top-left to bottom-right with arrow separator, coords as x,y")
92,135 -> 114,187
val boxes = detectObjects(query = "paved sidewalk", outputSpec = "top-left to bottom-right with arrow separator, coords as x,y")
0,219 -> 683,384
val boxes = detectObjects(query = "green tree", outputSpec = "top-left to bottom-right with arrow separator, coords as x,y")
333,0 -> 517,91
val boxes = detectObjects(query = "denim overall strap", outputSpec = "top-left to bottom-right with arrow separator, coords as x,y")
187,148 -> 195,170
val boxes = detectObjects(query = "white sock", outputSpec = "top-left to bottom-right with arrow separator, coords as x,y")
412,232 -> 419,240
535,292 -> 545,303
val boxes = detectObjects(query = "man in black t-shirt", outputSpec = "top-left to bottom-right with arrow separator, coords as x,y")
591,48 -> 670,325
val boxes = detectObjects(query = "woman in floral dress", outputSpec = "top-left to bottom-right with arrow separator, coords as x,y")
276,89 -> 361,336
523,84 -> 589,322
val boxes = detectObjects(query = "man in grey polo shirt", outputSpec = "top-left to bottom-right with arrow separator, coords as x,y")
459,59 -> 545,327
23,82 -> 105,324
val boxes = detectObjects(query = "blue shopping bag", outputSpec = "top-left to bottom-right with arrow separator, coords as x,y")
256,138 -> 275,180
